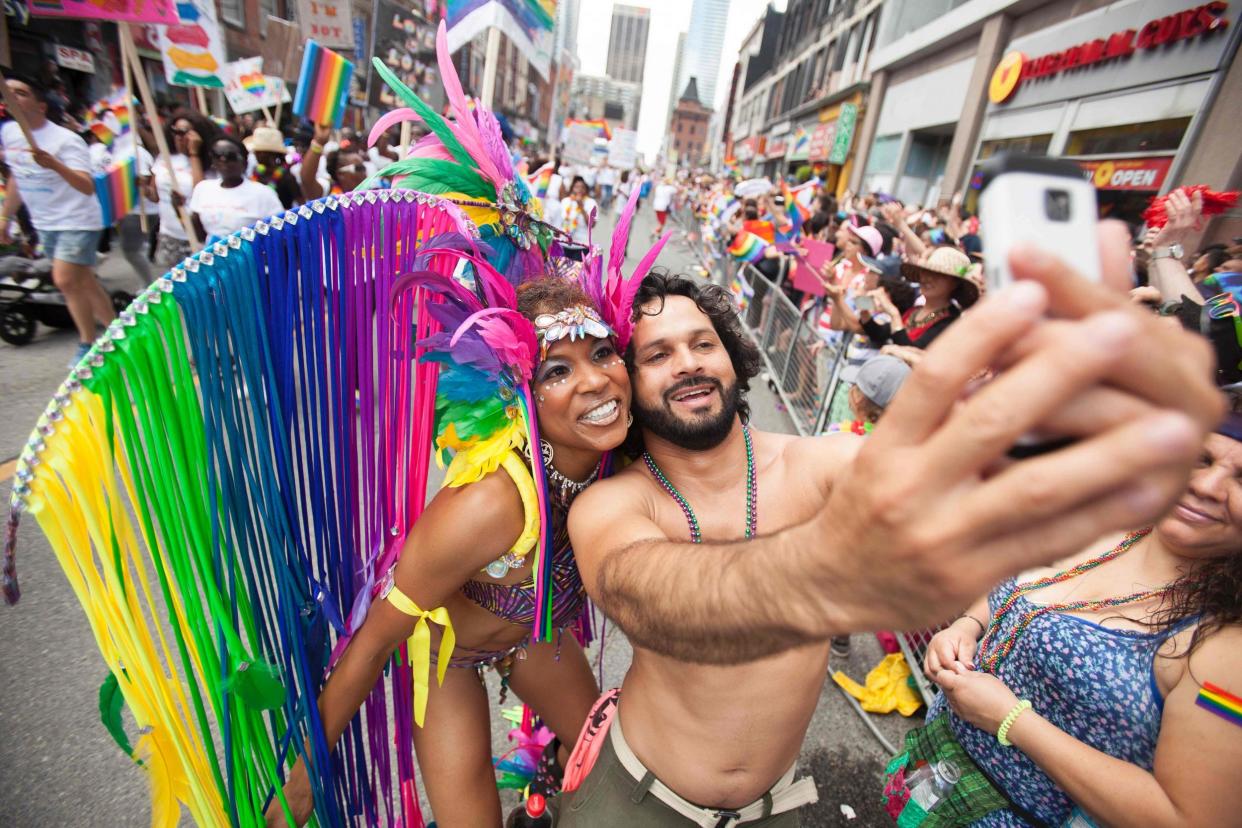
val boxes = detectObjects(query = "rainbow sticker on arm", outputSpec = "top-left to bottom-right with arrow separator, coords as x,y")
1196,682 -> 1242,727
292,40 -> 354,129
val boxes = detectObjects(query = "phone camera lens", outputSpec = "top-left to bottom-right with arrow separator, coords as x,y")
1044,190 -> 1072,222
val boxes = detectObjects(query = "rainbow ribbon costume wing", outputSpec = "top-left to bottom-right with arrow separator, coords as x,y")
3,18 -> 669,828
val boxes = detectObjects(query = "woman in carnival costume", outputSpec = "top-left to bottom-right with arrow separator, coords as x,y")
272,23 -> 671,826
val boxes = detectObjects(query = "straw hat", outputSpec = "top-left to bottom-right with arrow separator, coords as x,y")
901,245 -> 980,306
244,127 -> 286,155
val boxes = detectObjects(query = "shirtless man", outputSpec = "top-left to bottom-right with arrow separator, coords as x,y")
562,226 -> 1222,826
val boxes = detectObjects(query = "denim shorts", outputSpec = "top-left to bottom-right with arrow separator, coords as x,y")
40,228 -> 102,267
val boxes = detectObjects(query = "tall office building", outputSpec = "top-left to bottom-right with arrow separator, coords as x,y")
667,31 -> 687,123
677,0 -> 730,110
606,4 -> 650,84
553,0 -> 581,60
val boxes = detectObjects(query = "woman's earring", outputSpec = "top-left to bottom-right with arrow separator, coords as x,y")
537,394 -> 545,404
626,412 -> 634,428
540,439 -> 554,466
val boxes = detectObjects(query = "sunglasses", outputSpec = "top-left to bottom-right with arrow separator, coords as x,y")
337,163 -> 363,174
170,127 -> 189,136
213,151 -> 244,162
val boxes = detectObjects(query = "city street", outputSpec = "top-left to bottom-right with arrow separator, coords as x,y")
0,204 -> 917,827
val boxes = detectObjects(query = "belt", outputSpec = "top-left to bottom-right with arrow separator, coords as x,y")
609,715 -> 819,827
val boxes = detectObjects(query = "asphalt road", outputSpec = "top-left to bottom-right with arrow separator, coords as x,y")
0,203 -> 920,827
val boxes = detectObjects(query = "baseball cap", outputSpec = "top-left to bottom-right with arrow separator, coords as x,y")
853,355 -> 911,409
846,224 -> 883,258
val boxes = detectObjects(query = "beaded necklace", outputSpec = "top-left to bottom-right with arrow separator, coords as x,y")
977,528 -> 1168,673
642,424 -> 757,543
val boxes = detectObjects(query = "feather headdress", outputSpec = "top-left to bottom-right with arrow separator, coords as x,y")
362,21 -> 552,282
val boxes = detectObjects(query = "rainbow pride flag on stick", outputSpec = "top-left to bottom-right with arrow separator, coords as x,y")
526,162 -> 553,198
292,40 -> 354,129
95,156 -> 137,227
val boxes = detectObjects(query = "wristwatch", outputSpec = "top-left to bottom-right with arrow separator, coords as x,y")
1151,243 -> 1184,261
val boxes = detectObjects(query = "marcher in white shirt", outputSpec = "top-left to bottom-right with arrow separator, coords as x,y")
0,77 -> 114,366
558,175 -> 597,246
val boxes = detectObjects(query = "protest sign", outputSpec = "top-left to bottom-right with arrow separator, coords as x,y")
156,0 -> 226,88
221,58 -> 291,115
563,124 -> 596,166
609,129 -> 639,170
26,0 -> 179,25
296,0 -> 354,50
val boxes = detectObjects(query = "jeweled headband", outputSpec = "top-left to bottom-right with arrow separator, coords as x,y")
533,305 -> 613,361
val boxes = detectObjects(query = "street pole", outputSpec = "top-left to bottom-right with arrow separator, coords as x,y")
480,26 -> 501,109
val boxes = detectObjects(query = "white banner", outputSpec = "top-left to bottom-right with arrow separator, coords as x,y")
609,129 -> 638,170
221,58 -> 292,114
156,0 -> 227,88
562,123 -> 596,166
295,0 -> 355,51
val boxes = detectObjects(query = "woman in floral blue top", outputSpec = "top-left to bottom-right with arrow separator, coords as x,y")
923,418 -> 1242,827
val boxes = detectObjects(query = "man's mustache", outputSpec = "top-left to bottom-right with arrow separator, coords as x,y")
663,376 -> 723,404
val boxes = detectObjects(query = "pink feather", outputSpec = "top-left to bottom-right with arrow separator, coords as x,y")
409,133 -> 456,162
368,108 -> 418,148
607,187 -> 642,283
434,22 -> 502,187
610,231 -> 672,350
476,316 -> 536,379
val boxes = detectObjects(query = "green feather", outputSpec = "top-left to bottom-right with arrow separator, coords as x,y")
371,58 -> 475,171
370,158 -> 494,200
98,672 -> 137,760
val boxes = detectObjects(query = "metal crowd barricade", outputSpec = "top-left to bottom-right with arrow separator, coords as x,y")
693,207 -> 947,708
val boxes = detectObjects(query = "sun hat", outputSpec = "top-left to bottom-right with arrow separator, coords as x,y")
901,245 -> 980,306
846,224 -> 883,258
244,126 -> 286,154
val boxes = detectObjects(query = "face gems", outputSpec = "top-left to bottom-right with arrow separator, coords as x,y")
534,305 -> 613,361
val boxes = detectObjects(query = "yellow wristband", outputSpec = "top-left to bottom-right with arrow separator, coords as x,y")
997,699 -> 1032,747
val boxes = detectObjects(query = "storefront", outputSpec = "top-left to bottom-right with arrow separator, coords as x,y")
762,124 -> 790,180
815,94 -> 863,198
970,0 -> 1234,223
859,45 -> 978,205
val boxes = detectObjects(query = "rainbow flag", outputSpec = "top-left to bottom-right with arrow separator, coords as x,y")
565,118 -> 611,140
86,91 -> 133,149
293,40 -> 354,129
94,156 -> 137,227
526,162 -> 553,198
728,231 -> 768,264
1196,682 -> 1242,727
729,270 -> 754,311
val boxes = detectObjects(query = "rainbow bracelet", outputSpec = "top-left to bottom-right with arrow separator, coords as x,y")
997,699 -> 1033,747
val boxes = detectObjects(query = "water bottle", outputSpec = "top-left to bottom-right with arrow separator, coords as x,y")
505,793 -> 554,827
904,759 -> 961,812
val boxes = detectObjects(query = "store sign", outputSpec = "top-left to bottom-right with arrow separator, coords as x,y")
736,136 -> 757,162
786,126 -> 811,161
1079,156 -> 1173,190
54,45 -> 95,73
807,122 -> 835,161
765,136 -> 789,159
989,0 -> 1231,104
827,102 -> 858,165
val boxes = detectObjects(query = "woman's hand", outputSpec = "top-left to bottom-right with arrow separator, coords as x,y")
924,617 -> 981,677
870,287 -> 900,319
932,663 -> 1020,733
880,201 -> 906,227
1152,188 -> 1202,249
186,130 -> 202,155
313,123 -> 333,146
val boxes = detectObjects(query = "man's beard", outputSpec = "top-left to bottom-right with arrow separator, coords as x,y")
633,376 -> 742,451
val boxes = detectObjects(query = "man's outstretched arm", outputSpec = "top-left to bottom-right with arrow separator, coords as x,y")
571,235 -> 1220,666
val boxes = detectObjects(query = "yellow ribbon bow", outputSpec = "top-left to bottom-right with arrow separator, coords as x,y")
382,577 -> 456,727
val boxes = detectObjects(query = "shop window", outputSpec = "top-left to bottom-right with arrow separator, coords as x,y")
977,134 -> 1053,161
1064,117 -> 1191,156
865,134 -> 901,174
220,0 -> 244,27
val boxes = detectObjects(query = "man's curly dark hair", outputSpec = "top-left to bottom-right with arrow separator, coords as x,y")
626,269 -> 762,423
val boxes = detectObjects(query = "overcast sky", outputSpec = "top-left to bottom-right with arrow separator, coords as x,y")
575,0 -> 784,161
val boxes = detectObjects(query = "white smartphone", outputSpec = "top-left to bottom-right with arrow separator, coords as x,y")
979,154 -> 1101,295
855,295 -> 875,312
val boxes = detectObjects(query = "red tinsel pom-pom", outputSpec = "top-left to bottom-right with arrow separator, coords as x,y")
1143,185 -> 1239,228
